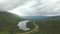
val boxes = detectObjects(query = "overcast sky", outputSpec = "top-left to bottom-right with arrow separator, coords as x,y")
0,0 -> 60,16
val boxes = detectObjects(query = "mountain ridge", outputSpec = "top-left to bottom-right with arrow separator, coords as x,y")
22,16 -> 48,19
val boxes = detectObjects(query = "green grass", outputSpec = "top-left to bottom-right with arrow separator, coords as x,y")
34,20 -> 60,34
0,12 -> 24,34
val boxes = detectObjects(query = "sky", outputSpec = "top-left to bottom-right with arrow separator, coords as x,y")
0,0 -> 60,16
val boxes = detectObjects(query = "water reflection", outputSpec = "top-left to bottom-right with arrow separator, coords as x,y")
17,20 -> 31,31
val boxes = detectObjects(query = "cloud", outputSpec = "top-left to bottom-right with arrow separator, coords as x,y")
0,0 -> 28,11
0,0 -> 60,16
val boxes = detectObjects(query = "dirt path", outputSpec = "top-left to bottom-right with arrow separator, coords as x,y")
16,21 -> 39,34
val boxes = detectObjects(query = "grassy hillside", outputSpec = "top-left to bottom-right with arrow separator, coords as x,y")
0,12 -> 23,22
0,11 -> 24,34
34,16 -> 60,34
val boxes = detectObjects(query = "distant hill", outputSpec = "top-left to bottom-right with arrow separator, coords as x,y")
22,16 -> 48,19
44,16 -> 60,21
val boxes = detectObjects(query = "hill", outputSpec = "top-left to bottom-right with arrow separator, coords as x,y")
34,16 -> 60,34
22,16 -> 47,19
0,11 -> 24,34
44,16 -> 60,21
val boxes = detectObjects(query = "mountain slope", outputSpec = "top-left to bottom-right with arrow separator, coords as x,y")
0,11 -> 23,22
0,11 -> 24,34
34,16 -> 60,34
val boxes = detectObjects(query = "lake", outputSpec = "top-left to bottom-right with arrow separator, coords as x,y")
17,20 -> 31,31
